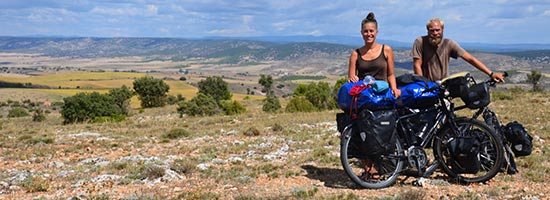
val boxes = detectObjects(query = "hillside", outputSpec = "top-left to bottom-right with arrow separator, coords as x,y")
0,37 -> 350,62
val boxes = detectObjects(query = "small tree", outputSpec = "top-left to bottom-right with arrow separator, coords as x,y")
527,70 -> 544,92
259,74 -> 274,95
107,85 -> 134,115
197,77 -> 232,104
133,76 -> 170,108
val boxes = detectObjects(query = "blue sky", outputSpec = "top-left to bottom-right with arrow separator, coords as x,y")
1,0 -> 549,44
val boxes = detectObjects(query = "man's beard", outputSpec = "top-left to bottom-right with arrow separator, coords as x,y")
428,34 -> 442,46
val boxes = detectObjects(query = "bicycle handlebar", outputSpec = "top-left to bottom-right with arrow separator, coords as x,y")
485,72 -> 508,87
420,71 -> 508,96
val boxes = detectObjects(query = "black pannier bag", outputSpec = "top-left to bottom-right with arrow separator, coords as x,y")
443,73 -> 490,109
461,82 -> 491,109
503,121 -> 533,157
443,75 -> 470,98
447,133 -> 482,174
353,108 -> 397,160
336,113 -> 351,133
482,110 -> 518,174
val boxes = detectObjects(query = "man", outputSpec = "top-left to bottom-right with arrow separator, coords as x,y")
411,18 -> 505,82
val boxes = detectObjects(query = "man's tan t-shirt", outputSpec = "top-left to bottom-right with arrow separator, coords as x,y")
410,36 -> 466,81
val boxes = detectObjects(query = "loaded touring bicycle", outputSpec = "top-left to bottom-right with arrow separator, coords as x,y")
337,73 -> 505,189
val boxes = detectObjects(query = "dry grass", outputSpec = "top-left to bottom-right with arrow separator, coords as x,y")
0,82 -> 548,199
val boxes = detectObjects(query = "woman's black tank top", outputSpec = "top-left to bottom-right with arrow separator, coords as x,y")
355,45 -> 388,81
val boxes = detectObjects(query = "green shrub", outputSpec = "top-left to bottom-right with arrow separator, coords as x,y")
8,107 -> 29,118
21,136 -> 54,145
304,81 -> 335,110
144,164 -> 166,180
272,123 -> 284,132
396,188 -> 427,200
89,194 -> 110,200
20,176 -> 49,193
61,92 -> 123,124
162,128 -> 190,139
285,96 -> 316,113
243,127 -> 261,136
170,158 -> 197,174
290,187 -> 318,199
176,192 -> 220,200
32,109 -> 47,122
262,95 -> 281,113
177,93 -> 221,117
167,94 -> 179,105
509,86 -> 524,94
291,81 -> 336,110
492,91 -> 513,101
220,100 -> 247,115
91,114 -> 126,123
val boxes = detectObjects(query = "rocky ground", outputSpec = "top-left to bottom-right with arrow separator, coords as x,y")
0,108 -> 548,200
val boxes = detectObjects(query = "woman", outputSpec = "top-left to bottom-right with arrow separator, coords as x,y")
347,12 -> 401,180
348,12 -> 401,98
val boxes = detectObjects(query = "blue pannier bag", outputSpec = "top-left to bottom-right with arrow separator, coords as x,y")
397,81 -> 439,108
337,80 -> 396,111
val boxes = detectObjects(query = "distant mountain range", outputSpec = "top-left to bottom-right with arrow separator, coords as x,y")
205,35 -> 550,52
0,36 -> 548,75
0,36 -> 352,60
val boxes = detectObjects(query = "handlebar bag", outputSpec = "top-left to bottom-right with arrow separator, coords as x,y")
461,82 -> 490,109
443,76 -> 470,98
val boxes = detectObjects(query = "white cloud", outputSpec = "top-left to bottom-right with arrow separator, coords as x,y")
146,4 -> 158,16
159,27 -> 169,33
206,15 -> 256,36
27,8 -> 77,23
272,20 -> 295,31
307,30 -> 323,36
91,6 -> 139,16
90,4 -> 159,17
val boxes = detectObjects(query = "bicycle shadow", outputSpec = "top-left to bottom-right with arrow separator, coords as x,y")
301,164 -> 457,189
300,164 -> 360,189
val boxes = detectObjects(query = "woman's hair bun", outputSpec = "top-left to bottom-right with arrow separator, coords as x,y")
366,12 -> 376,21
361,12 -> 378,28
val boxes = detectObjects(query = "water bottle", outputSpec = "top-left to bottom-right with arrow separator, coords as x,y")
363,75 -> 375,86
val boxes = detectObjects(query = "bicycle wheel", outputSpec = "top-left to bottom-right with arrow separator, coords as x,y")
340,126 -> 404,189
433,117 -> 503,184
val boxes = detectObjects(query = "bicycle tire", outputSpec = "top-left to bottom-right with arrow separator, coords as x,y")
433,117 -> 504,184
340,126 -> 404,189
